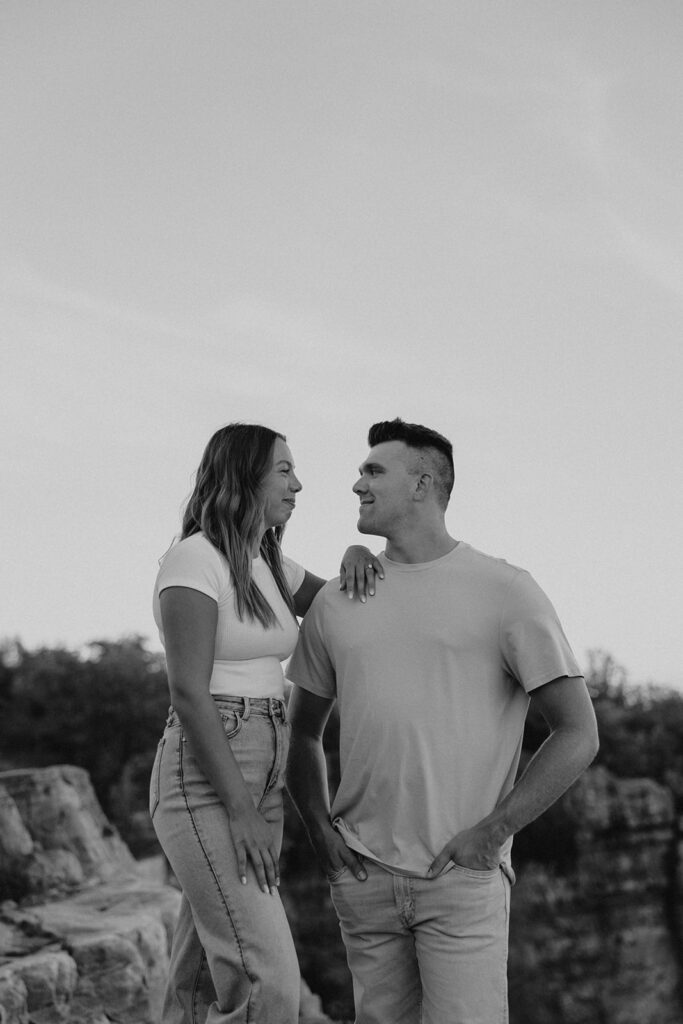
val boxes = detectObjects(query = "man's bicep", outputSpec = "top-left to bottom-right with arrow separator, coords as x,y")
288,686 -> 335,742
529,675 -> 597,734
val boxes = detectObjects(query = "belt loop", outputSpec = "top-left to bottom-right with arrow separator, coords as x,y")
242,696 -> 251,721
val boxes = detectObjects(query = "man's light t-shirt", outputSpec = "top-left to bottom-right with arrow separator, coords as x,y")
287,542 -> 581,877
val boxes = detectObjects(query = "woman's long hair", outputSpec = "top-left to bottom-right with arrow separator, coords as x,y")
181,423 -> 296,627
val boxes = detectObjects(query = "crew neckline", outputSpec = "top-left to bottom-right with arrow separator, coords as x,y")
382,541 -> 465,571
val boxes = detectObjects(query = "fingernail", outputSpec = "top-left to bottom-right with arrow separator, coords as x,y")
358,870 -> 367,880
270,886 -> 277,896
241,876 -> 247,885
262,885 -> 270,894
369,589 -> 375,596
360,595 -> 366,603
275,877 -> 280,886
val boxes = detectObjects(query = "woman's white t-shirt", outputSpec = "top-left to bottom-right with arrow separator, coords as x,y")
154,533 -> 305,698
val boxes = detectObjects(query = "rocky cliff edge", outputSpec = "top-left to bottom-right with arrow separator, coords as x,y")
0,765 -> 332,1024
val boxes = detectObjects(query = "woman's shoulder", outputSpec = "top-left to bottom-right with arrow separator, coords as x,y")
156,533 -> 230,595
160,532 -> 221,565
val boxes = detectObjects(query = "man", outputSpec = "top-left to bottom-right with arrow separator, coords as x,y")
286,418 -> 599,1024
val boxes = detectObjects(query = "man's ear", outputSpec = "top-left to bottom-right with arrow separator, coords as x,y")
414,473 -> 433,502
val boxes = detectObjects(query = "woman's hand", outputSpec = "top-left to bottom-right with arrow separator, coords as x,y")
339,545 -> 384,602
226,795 -> 282,894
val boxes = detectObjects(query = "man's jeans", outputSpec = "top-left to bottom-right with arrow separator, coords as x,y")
150,697 -> 300,1024
329,858 -> 511,1024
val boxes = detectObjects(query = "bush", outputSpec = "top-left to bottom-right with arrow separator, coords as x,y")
0,636 -> 169,846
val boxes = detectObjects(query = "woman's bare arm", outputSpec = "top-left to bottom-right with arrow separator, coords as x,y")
160,585 -> 281,893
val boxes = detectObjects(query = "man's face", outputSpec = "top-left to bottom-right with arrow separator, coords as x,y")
352,440 -> 418,536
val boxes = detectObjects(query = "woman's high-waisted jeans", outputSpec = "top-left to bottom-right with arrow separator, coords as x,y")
149,696 -> 300,1024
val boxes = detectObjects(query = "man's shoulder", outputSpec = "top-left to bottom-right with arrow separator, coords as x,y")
305,576 -> 386,629
460,544 -> 560,618
456,542 -> 528,583
309,576 -> 351,611
296,578 -> 352,652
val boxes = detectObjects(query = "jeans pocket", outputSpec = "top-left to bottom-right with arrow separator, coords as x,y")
218,710 -> 243,739
148,735 -> 166,820
450,861 -> 500,880
500,862 -> 516,886
326,864 -> 350,883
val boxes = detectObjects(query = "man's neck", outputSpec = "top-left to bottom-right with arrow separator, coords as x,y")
384,527 -> 458,565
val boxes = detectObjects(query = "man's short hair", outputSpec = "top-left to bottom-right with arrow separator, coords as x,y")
368,418 -> 455,508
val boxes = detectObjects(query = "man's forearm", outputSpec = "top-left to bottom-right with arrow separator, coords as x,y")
286,731 -> 368,881
478,723 -> 599,846
285,732 -> 335,851
429,676 -> 599,875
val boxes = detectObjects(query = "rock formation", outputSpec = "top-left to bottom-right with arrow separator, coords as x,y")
508,766 -> 683,1024
2,762 -> 681,1023
0,766 -> 334,1024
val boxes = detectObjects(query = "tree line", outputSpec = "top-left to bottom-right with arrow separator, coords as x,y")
1,638 -> 682,861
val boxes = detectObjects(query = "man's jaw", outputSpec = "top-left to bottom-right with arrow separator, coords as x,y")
357,500 -> 382,536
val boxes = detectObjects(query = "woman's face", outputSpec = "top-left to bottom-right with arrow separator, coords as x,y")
261,436 -> 302,530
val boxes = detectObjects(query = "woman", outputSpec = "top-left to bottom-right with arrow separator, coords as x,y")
149,423 -> 380,1024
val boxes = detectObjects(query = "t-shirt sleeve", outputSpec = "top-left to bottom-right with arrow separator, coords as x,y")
282,555 -> 306,595
500,570 -> 582,693
156,537 -> 225,602
286,590 -> 337,698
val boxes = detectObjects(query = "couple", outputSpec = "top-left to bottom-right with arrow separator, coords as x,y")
150,418 -> 598,1024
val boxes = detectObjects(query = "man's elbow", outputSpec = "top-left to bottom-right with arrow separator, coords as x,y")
556,715 -> 599,773
579,716 -> 600,767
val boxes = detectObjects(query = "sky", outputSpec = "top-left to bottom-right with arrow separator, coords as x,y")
1,1 -> 682,690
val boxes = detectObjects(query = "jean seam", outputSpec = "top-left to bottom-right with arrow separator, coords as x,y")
178,733 -> 256,1023
149,735 -> 166,820
257,717 -> 283,811
191,947 -> 206,1024
500,869 -> 510,1023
